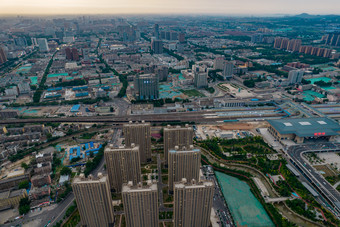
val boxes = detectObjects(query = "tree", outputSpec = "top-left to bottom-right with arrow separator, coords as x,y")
301,78 -> 311,85
46,133 -> 52,140
21,162 -> 29,170
243,79 -> 255,88
19,180 -> 29,189
60,166 -> 72,176
19,197 -> 31,215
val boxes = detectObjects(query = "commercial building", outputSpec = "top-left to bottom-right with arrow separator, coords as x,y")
173,178 -> 214,227
163,124 -> 193,164
194,72 -> 208,89
222,61 -> 234,79
134,74 -> 159,100
155,66 -> 168,81
123,121 -> 151,163
267,117 -> 340,144
0,46 -> 7,64
72,173 -> 115,227
168,146 -> 201,191
288,70 -> 304,84
122,181 -> 159,227
153,24 -> 159,40
151,39 -> 163,54
214,56 -> 225,70
104,144 -> 141,192
37,38 -> 49,52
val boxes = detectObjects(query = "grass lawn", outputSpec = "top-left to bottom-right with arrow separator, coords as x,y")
180,89 -> 205,97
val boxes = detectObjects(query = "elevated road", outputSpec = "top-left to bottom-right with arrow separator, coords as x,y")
287,143 -> 340,218
0,110 -> 286,124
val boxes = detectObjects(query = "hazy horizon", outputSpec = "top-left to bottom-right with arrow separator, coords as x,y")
1,0 -> 340,16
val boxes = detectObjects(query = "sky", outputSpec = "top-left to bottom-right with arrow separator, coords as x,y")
0,0 -> 339,15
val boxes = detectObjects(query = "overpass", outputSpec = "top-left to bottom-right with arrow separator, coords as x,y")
287,143 -> 340,219
0,110 -> 286,125
265,197 -> 296,203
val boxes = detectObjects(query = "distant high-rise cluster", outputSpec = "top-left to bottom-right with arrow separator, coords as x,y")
274,38 -> 301,52
274,37 -> 333,58
324,33 -> 340,47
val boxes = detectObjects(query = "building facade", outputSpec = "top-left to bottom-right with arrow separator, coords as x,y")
72,173 -> 115,227
155,66 -> 168,81
173,178 -> 214,227
104,144 -> 141,192
151,39 -> 163,54
134,74 -> 159,100
123,121 -> 151,163
288,70 -> 304,84
37,38 -> 49,52
222,61 -> 234,79
122,181 -> 159,227
0,47 -> 7,64
163,124 -> 193,164
194,72 -> 208,88
168,146 -> 201,191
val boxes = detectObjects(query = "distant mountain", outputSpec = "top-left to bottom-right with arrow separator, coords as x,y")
296,13 -> 313,18
293,13 -> 340,19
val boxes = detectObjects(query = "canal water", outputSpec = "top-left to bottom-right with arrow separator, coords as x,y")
215,171 -> 274,227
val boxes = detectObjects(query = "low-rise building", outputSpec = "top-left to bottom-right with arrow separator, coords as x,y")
31,174 -> 51,188
0,189 -> 27,210
29,186 -> 50,200
34,162 -> 52,175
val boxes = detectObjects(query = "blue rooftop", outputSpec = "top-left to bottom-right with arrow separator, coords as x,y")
70,104 -> 81,112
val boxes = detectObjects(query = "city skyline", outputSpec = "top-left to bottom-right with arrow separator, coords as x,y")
1,0 -> 340,15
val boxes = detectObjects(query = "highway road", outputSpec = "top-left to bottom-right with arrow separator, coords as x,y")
287,143 -> 340,218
